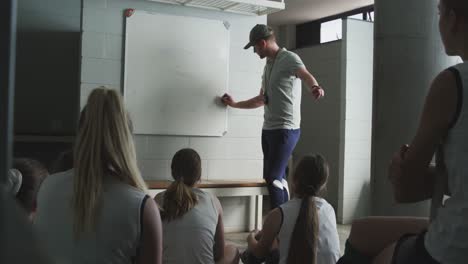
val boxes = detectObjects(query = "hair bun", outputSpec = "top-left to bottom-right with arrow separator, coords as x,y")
6,169 -> 23,195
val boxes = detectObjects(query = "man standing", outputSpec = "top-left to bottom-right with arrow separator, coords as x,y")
222,24 -> 324,209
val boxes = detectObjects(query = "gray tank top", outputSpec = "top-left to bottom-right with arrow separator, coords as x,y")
34,169 -> 147,264
426,62 -> 468,263
160,188 -> 219,264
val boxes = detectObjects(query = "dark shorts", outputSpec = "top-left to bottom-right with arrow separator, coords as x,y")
392,231 -> 440,264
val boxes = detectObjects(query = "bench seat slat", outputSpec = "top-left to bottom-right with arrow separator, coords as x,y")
146,179 -> 267,189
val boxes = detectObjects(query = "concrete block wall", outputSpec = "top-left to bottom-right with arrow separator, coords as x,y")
295,41 -> 344,212
283,19 -> 374,224
80,0 -> 266,231
339,19 -> 374,224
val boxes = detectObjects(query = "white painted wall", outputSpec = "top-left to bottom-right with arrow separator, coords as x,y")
80,0 -> 266,232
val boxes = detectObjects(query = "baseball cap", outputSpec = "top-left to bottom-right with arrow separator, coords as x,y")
244,24 -> 274,49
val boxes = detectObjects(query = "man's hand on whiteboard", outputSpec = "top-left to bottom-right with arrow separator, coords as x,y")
221,93 -> 236,107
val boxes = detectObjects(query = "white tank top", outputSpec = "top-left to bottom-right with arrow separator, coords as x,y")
34,169 -> 147,264
426,62 -> 468,263
160,188 -> 219,264
278,197 -> 340,264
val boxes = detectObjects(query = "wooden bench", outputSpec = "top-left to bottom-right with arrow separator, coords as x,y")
146,179 -> 268,230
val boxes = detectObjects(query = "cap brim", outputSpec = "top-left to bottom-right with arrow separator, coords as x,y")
244,42 -> 253,49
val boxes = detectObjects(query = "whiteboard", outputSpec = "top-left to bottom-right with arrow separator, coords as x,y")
124,11 -> 229,136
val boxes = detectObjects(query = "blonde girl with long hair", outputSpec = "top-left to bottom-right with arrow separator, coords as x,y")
35,87 -> 162,264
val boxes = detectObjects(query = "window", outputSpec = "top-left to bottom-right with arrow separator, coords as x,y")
367,11 -> 375,22
320,19 -> 342,43
348,13 -> 363,20
319,9 -> 374,44
296,5 -> 374,48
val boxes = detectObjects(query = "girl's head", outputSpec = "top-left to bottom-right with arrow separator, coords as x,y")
171,148 -> 202,185
292,154 -> 329,198
7,158 -> 49,219
161,148 -> 202,221
439,0 -> 468,57
11,158 -> 48,219
73,87 -> 147,235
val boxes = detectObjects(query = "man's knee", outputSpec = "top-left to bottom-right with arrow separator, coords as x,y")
271,179 -> 283,190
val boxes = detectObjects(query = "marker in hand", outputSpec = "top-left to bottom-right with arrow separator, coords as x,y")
221,93 -> 232,106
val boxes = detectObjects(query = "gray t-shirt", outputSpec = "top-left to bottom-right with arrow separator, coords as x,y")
262,48 -> 304,130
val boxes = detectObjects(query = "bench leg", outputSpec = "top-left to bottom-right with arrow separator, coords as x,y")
255,195 -> 263,230
249,195 -> 256,231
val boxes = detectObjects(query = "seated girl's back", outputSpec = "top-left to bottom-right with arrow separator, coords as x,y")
278,196 -> 339,263
34,88 -> 162,264
158,188 -> 219,264
242,154 -> 340,264
156,148 -> 237,264
36,169 -> 149,263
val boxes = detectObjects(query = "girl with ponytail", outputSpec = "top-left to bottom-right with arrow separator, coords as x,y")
160,148 -> 201,221
241,154 -> 340,264
155,148 -> 239,264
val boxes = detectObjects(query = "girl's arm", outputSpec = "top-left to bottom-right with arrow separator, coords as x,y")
389,69 -> 458,203
247,208 -> 282,258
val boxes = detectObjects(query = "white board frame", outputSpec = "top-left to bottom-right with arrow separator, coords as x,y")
124,11 -> 229,136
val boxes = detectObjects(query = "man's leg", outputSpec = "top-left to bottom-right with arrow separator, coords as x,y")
280,129 -> 300,203
261,130 -> 270,187
263,130 -> 284,209
263,129 -> 300,208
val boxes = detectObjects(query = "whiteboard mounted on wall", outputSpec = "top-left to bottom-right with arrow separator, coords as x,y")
124,11 -> 229,136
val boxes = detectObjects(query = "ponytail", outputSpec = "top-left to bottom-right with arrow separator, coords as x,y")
287,196 -> 319,264
162,179 -> 198,221
287,154 -> 328,264
162,148 -> 202,221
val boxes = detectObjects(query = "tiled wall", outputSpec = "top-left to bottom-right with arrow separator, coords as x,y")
295,41 -> 344,213
285,19 -> 374,224
338,19 -> 374,224
80,0 -> 266,231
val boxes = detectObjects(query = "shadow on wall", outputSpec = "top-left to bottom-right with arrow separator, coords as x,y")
15,31 -> 81,136
341,180 -> 371,224
13,141 -> 73,172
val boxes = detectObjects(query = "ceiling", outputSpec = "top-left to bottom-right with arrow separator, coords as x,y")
268,0 -> 374,26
